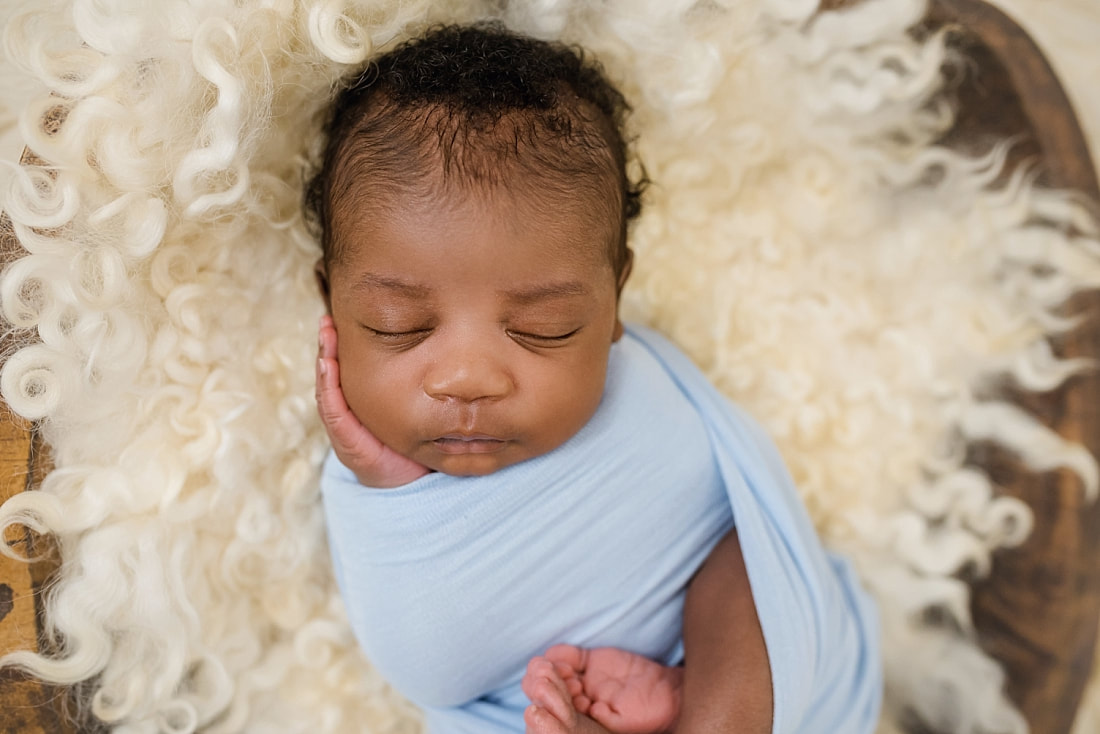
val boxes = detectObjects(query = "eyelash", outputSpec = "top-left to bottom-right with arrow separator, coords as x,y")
363,326 -> 581,346
508,328 -> 581,344
364,326 -> 432,346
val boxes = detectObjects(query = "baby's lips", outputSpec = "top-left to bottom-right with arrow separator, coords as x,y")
431,434 -> 509,455
434,432 -> 505,442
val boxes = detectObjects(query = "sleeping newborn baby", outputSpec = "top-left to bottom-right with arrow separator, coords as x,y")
308,22 -> 882,734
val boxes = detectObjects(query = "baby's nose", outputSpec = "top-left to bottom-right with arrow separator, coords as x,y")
422,352 -> 513,403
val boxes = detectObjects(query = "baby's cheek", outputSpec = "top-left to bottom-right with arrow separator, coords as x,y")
530,361 -> 608,456
339,353 -> 418,450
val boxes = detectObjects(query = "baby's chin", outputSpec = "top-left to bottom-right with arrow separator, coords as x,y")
422,454 -> 522,477
415,441 -> 534,477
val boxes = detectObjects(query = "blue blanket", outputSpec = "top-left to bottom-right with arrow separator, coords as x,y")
322,325 -> 881,733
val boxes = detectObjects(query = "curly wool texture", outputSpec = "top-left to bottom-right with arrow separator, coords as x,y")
1,1 -> 1099,733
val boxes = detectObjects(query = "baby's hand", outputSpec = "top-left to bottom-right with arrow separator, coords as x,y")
316,315 -> 430,488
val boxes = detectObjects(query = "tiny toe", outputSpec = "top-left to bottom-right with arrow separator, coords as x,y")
552,660 -> 576,679
521,671 -> 538,702
523,658 -> 555,699
522,658 -> 550,700
527,656 -> 553,675
525,705 -> 568,734
563,675 -> 583,697
572,693 -> 591,715
545,644 -> 587,672
588,701 -> 619,729
534,676 -> 574,724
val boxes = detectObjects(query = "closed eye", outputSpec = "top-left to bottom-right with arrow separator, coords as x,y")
508,327 -> 582,345
362,325 -> 433,347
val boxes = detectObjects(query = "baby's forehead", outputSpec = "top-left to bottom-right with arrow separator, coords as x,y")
341,178 -> 614,257
331,143 -> 620,254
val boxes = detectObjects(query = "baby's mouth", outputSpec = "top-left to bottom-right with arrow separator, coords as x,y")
432,434 -> 508,454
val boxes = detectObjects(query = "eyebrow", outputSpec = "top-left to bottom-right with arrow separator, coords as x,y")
350,274 -> 589,302
351,273 -> 431,298
502,281 -> 590,304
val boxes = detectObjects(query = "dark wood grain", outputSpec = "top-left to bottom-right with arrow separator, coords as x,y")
818,0 -> 864,10
817,4 -> 1100,730
927,2 -> 1100,733
928,0 -> 1099,199
0,387 -> 76,734
0,155 -> 77,734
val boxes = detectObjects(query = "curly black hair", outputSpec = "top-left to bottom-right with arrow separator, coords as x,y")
303,22 -> 647,279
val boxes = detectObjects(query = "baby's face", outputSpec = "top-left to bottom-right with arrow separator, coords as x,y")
325,187 -> 625,476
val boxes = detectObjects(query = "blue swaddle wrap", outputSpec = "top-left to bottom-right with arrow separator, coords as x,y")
322,325 -> 882,734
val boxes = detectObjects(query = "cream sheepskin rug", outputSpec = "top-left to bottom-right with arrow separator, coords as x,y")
1,1 -> 1099,732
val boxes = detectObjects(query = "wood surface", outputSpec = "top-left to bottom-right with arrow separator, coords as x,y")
0,166 -> 80,734
924,3 -> 1100,733
0,1 -> 1097,733
820,5 -> 1100,732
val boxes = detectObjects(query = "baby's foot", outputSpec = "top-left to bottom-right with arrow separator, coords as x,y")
523,657 -> 611,734
542,645 -> 683,734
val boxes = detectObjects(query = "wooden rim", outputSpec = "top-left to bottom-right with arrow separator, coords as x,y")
924,2 -> 1100,733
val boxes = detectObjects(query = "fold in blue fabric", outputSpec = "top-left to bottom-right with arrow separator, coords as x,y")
322,324 -> 882,734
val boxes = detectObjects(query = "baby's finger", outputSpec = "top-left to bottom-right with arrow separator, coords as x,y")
316,355 -> 383,468
316,317 -> 377,453
314,323 -> 356,431
316,319 -> 340,413
319,315 -> 337,360
315,353 -> 353,436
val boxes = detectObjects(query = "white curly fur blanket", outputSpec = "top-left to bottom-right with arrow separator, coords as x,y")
1,1 -> 1099,733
